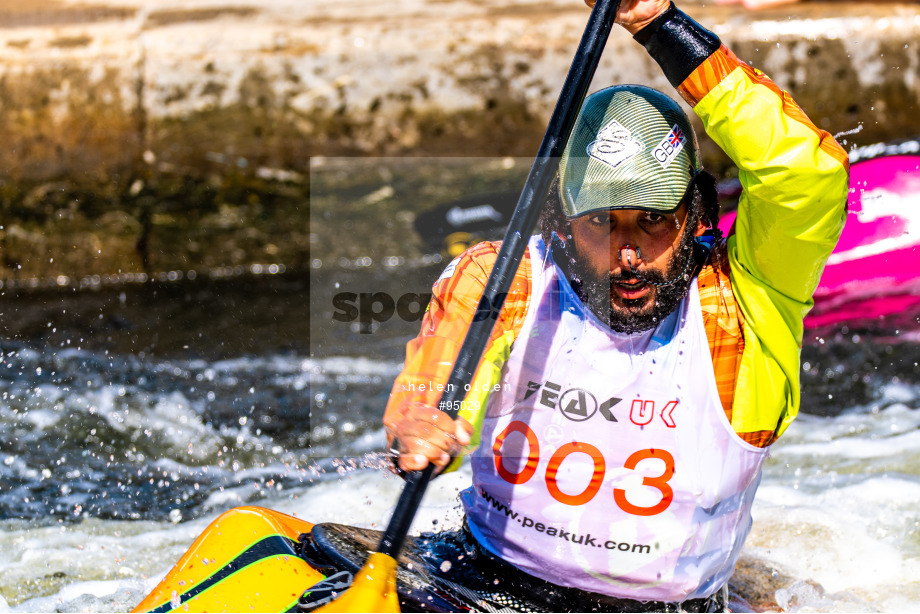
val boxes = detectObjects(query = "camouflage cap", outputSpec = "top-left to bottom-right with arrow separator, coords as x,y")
558,84 -> 701,218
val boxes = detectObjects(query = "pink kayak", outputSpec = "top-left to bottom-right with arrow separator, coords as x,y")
719,138 -> 920,332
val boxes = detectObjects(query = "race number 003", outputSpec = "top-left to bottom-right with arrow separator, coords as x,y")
491,420 -> 674,515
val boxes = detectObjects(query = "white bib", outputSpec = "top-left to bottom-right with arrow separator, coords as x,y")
461,236 -> 768,602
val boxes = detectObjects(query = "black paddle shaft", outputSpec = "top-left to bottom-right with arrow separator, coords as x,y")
378,0 -> 623,559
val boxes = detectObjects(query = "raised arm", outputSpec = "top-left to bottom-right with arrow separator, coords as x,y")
629,1 -> 849,437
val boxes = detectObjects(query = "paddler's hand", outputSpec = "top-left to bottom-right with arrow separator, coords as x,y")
583,0 -> 671,35
385,402 -> 473,474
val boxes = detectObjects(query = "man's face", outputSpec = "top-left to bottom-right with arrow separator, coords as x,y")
567,205 -> 705,333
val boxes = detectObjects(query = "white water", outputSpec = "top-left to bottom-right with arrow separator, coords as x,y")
1,352 -> 918,612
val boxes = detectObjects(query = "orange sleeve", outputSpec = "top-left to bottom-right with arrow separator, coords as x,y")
697,243 -> 778,448
678,45 -> 848,170
382,241 -> 532,443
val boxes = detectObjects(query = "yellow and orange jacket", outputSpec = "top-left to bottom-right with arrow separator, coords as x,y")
384,45 -> 849,458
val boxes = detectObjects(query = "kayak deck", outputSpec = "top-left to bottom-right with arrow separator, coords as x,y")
133,506 -> 323,613
134,506 -> 727,613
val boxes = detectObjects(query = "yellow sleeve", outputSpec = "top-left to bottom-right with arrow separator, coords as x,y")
678,45 -> 849,438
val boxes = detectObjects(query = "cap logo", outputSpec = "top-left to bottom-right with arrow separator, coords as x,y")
652,124 -> 686,168
586,120 -> 643,170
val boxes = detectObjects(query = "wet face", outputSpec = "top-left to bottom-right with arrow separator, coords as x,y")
568,206 -> 706,333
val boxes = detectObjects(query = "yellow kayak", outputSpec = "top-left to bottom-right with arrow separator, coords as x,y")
134,506 -> 323,613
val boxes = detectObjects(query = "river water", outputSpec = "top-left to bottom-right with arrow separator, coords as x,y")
2,157 -> 919,612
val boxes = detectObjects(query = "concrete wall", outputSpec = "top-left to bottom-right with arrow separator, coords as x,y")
0,0 -> 917,279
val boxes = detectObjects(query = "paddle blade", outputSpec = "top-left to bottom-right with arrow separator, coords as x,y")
314,552 -> 400,613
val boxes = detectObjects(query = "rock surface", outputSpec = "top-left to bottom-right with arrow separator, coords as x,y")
0,0 -> 917,279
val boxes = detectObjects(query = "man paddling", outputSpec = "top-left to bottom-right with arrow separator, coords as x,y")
384,0 -> 848,609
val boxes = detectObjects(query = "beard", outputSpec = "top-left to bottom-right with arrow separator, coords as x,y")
567,231 -> 697,334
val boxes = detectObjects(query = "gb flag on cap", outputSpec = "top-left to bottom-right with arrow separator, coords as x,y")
652,124 -> 686,169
